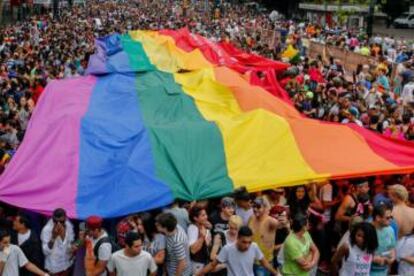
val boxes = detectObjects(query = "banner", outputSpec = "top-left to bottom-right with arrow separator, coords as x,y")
308,41 -> 377,76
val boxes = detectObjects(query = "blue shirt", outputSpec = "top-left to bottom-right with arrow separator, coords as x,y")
371,226 -> 396,275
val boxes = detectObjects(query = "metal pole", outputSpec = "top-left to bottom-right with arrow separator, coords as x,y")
367,0 -> 376,37
53,0 -> 59,19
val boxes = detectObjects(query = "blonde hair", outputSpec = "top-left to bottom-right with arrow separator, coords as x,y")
228,215 -> 243,229
390,184 -> 408,202
258,196 -> 271,210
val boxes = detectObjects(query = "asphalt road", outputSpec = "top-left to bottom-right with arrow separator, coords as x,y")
373,23 -> 414,40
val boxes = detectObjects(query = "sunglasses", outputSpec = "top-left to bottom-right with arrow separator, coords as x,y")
385,215 -> 393,220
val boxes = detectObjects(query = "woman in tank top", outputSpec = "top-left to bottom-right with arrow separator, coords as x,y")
332,222 -> 378,276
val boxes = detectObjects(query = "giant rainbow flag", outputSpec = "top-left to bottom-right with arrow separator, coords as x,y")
1,29 -> 414,219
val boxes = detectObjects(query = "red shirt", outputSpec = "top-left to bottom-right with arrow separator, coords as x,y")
32,85 -> 44,104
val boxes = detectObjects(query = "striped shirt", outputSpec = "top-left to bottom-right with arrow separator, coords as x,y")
165,225 -> 192,276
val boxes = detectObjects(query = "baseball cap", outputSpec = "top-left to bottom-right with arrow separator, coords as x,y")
349,107 -> 359,117
373,194 -> 393,208
234,189 -> 250,201
86,216 -> 103,230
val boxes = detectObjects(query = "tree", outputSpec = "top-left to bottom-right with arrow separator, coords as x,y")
381,0 -> 410,20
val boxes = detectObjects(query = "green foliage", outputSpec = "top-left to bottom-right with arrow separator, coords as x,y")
380,0 -> 410,19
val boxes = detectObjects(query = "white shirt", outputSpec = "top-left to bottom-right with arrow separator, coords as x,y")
401,82 -> 414,106
0,244 -> 29,276
187,224 -> 211,247
92,231 -> 112,276
397,234 -> 414,276
107,249 -> 157,276
40,219 -> 74,273
341,118 -> 363,127
319,183 -> 333,221
18,230 -> 31,246
236,207 -> 254,226
339,245 -> 372,276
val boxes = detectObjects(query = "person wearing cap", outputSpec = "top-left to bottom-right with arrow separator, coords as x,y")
370,205 -> 396,276
234,188 -> 253,226
341,107 -> 363,127
210,197 -> 236,235
265,189 -> 287,210
248,197 -> 278,276
115,214 -> 141,248
372,178 -> 391,206
85,216 -> 112,276
335,179 -> 370,233
40,208 -> 74,275
389,184 -> 414,239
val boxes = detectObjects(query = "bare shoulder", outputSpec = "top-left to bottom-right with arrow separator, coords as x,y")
342,194 -> 355,205
266,215 -> 278,228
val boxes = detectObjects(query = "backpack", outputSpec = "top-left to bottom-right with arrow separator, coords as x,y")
93,236 -> 120,263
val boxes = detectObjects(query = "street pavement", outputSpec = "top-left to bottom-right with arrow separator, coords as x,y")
373,23 -> 414,40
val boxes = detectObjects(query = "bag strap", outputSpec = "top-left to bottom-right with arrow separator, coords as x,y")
93,236 -> 111,262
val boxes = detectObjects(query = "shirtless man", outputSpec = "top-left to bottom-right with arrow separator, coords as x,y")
335,179 -> 370,226
389,184 -> 414,238
248,197 -> 278,276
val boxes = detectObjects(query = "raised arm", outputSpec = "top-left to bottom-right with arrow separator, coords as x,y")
335,195 -> 353,223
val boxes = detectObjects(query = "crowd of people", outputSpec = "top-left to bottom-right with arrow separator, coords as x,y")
0,0 -> 414,275
277,22 -> 414,141
2,176 -> 414,275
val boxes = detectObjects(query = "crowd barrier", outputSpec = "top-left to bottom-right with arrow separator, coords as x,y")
308,41 -> 377,75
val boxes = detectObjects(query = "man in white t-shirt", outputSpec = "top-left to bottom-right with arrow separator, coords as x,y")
107,232 -> 157,276
0,229 -> 49,276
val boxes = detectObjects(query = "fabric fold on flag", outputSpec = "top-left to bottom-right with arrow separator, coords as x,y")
1,29 -> 414,219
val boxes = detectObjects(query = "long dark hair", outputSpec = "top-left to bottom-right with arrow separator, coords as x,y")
288,185 -> 310,218
350,222 -> 378,254
140,212 -> 156,241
